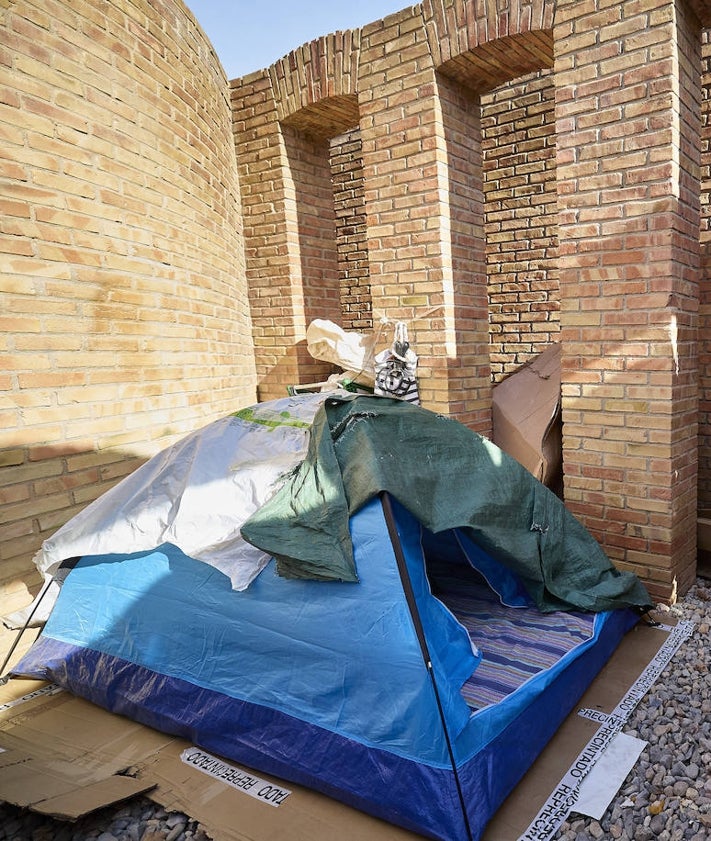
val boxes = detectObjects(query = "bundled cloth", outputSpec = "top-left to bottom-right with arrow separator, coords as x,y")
305,319 -> 376,387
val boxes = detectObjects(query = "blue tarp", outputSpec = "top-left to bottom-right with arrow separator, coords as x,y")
14,497 -> 638,841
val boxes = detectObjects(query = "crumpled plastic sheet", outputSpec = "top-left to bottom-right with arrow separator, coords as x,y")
5,394 -> 331,631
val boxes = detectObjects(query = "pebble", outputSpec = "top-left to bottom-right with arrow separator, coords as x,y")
1,579 -> 709,841
555,580 -> 711,841
0,796 -> 211,841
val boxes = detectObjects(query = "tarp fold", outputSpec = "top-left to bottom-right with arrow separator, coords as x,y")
243,396 -> 652,614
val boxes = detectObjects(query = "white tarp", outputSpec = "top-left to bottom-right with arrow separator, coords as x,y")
34,393 -> 329,591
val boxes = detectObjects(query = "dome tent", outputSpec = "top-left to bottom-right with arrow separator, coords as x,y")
11,394 -> 652,841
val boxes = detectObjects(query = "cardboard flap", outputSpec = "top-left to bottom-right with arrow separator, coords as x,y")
0,733 -> 155,818
0,678 -> 165,820
492,344 -> 562,486
32,776 -> 156,820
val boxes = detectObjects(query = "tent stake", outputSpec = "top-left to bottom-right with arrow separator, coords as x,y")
0,581 -> 51,684
0,560 -> 77,684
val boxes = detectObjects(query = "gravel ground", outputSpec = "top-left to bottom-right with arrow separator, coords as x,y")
552,578 -> 711,841
0,578 -> 709,841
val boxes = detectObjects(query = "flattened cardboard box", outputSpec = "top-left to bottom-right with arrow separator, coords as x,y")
491,344 -> 562,489
0,618 -> 673,841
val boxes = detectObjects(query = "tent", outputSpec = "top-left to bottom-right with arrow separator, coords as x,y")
10,394 -> 653,841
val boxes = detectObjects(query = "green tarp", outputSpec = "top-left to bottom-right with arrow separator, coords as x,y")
242,395 -> 653,614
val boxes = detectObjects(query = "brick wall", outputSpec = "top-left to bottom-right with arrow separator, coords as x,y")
326,67 -> 561,384
232,0 -> 709,601
3,0 -> 710,609
482,68 -> 560,383
1,0 -> 256,611
331,129 -> 372,331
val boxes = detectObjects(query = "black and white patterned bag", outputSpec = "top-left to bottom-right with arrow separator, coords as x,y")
374,322 -> 420,404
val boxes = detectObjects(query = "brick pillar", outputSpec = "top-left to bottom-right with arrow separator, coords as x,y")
232,73 -> 293,400
359,10 -> 491,432
699,31 -> 711,512
555,0 -> 702,601
232,74 -> 338,400
437,73 -> 492,430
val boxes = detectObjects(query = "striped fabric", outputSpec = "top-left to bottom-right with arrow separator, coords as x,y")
433,574 -> 595,711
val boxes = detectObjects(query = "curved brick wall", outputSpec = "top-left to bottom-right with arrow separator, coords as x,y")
1,0 -> 256,608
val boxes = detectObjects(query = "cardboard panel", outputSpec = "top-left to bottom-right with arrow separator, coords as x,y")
32,777 -> 156,821
142,747 -> 422,841
492,344 -> 562,489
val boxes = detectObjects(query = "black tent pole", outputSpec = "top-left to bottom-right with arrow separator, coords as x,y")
380,492 -> 474,841
0,578 -> 52,684
0,559 -> 76,685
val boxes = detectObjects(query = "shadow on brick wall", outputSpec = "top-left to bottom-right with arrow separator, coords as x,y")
256,340 -> 338,403
0,445 -> 147,616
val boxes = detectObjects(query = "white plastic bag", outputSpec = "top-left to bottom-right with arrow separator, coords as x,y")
306,319 -> 376,385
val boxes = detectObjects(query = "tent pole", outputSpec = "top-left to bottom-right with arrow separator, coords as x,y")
0,560 -> 77,684
380,492 -> 474,841
0,578 -> 52,684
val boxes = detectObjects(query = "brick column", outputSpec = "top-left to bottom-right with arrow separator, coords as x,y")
231,74 -> 337,399
699,31 -> 711,511
232,72 -> 293,401
359,9 -> 492,431
554,0 -> 702,601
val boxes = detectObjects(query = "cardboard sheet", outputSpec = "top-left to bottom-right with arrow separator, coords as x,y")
0,616 -> 681,841
492,345 -> 562,491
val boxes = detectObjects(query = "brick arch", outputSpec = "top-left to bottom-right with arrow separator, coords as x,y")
280,96 -> 360,141
436,31 -> 553,90
269,31 -> 361,128
421,0 -> 555,69
689,0 -> 711,26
